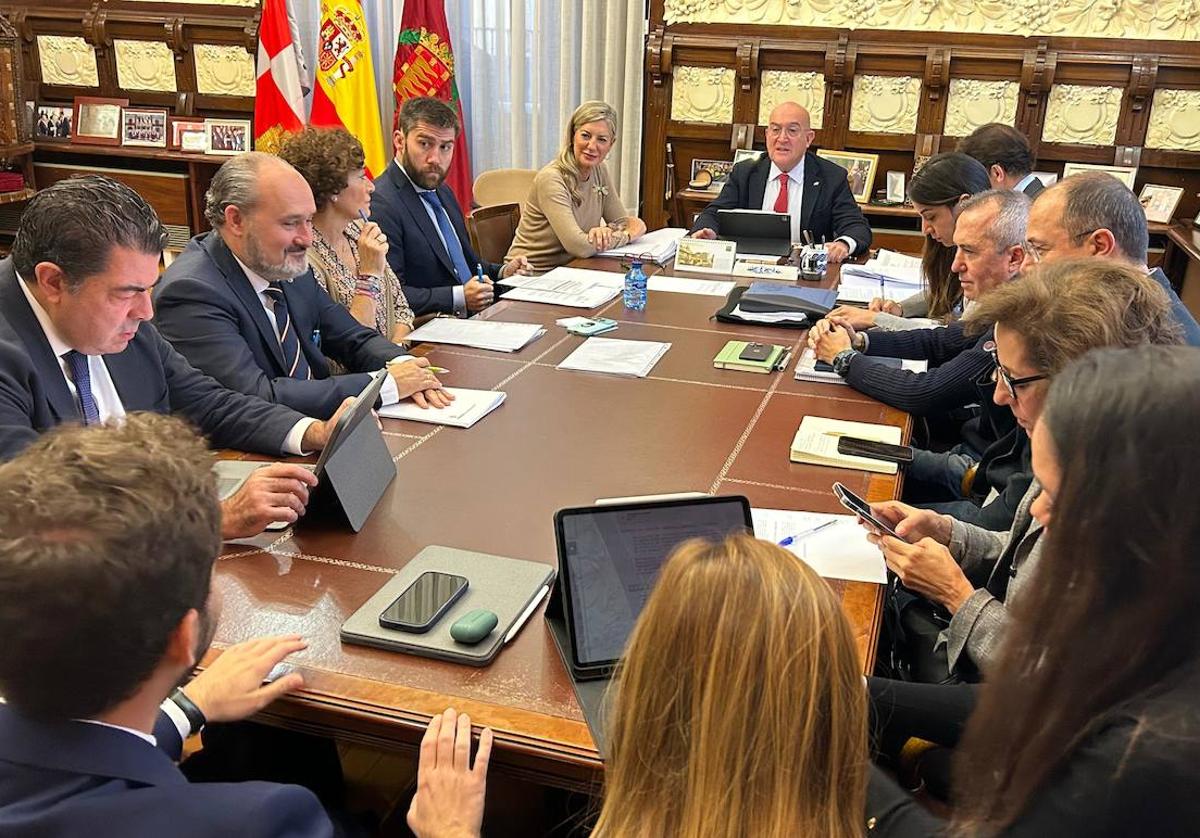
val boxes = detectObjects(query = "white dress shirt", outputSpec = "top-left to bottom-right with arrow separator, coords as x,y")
1014,172 -> 1040,193
17,270 -> 313,455
231,255 -> 407,407
760,159 -> 857,253
395,162 -> 470,315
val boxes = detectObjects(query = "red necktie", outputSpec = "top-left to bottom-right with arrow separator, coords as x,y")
773,173 -> 789,214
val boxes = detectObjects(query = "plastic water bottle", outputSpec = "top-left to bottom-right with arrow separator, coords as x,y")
623,259 -> 647,311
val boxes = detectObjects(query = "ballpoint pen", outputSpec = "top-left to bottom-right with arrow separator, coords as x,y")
778,520 -> 837,547
358,208 -> 369,223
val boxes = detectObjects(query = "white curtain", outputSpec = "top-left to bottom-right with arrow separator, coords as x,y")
292,1 -> 645,208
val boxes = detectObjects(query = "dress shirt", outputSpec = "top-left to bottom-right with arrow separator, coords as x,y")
18,270 -> 314,455
396,163 -> 469,315
230,256 -> 409,408
760,159 -> 857,253
80,697 -> 191,748
79,718 -> 159,746
1013,172 -> 1039,193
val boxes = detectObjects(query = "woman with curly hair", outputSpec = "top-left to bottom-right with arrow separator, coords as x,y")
277,127 -> 414,341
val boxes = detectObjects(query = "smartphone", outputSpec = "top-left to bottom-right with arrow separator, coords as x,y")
379,571 -> 469,633
836,436 -> 914,465
739,342 -> 774,362
832,482 -> 905,541
567,317 -> 618,336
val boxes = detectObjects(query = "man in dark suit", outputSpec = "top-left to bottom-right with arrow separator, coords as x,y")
957,122 -> 1045,198
370,96 -> 530,317
0,175 -> 349,538
689,101 -> 872,263
0,414 -> 335,838
1024,171 -> 1200,345
155,152 -> 449,418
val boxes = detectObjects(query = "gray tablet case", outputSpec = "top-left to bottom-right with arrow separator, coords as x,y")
545,590 -> 613,756
340,545 -> 556,666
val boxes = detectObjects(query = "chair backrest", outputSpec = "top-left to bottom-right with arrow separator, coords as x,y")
473,168 -> 537,208
467,202 -> 522,265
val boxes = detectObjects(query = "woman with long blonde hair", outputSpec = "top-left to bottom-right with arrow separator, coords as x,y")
506,101 -> 647,272
406,533 -> 870,838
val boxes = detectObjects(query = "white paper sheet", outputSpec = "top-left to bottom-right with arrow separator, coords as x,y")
377,388 -> 506,428
405,318 -> 545,352
646,275 -> 735,296
751,508 -> 887,584
556,337 -> 671,378
598,227 -> 687,263
499,267 -> 624,308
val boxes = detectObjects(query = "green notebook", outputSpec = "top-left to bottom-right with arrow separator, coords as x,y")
713,340 -> 790,374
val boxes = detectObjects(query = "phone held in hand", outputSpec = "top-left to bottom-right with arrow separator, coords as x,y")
836,435 -> 914,465
832,482 -> 905,541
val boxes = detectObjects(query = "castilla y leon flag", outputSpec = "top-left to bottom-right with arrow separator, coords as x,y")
254,0 -> 307,153
310,0 -> 387,178
393,0 -> 474,208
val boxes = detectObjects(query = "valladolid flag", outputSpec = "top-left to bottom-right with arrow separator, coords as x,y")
310,0 -> 387,177
393,0 -> 474,207
254,0 -> 308,153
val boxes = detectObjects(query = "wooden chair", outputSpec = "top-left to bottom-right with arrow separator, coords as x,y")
473,168 -> 536,208
467,202 -> 522,266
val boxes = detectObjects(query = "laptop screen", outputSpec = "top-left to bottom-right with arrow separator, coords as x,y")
554,496 -> 752,670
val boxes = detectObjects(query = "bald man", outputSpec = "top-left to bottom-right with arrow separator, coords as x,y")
690,102 -> 871,262
155,152 -> 452,419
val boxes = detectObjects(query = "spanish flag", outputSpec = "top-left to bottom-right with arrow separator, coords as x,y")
309,0 -> 387,177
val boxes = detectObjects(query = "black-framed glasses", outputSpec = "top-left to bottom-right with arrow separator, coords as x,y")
979,341 -> 1048,401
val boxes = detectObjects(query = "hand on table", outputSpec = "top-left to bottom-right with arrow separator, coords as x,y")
825,240 -> 851,264
407,708 -> 493,838
499,256 -> 531,279
869,297 -> 904,316
181,635 -> 307,723
220,463 -> 317,538
868,500 -> 953,545
689,227 -> 718,240
586,225 -> 616,251
390,358 -> 446,406
808,317 -> 857,363
826,305 -> 881,331
868,535 -> 975,614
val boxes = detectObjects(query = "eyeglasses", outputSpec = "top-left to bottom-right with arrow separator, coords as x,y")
980,342 -> 1048,401
766,124 -> 808,139
1024,228 -> 1100,264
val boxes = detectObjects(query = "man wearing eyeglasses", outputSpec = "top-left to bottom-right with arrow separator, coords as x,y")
1024,171 -> 1200,345
688,102 -> 871,264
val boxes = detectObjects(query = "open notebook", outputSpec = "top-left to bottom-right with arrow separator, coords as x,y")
790,416 -> 903,474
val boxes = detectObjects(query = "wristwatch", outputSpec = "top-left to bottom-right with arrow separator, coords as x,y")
832,348 -> 859,377
169,687 -> 207,737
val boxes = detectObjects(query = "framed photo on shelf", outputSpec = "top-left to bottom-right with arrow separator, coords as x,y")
169,117 -> 206,151
732,148 -> 762,166
121,108 -> 168,148
816,149 -> 879,204
205,118 -> 251,155
34,103 -> 72,142
1194,206 -> 1200,231
1138,184 -> 1184,224
885,171 -> 906,204
688,158 -> 734,191
1061,162 -> 1138,191
72,96 -> 127,146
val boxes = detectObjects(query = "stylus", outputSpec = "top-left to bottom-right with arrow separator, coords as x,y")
505,585 -> 550,645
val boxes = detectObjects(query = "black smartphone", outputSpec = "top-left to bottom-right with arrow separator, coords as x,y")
738,342 -> 773,362
379,571 -> 469,633
832,482 -> 905,541
836,436 -> 914,465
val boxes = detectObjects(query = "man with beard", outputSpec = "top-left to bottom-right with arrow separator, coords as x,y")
370,96 -> 531,317
156,152 -> 451,418
0,414 -> 338,837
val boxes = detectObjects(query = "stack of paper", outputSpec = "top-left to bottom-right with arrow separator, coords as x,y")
500,268 -> 623,308
728,306 -> 809,325
557,337 -> 671,378
647,275 -> 734,296
405,318 -> 546,352
838,249 -> 924,304
598,227 -> 687,264
793,347 -> 929,384
750,508 -> 887,584
378,388 -> 507,428
789,415 -> 903,475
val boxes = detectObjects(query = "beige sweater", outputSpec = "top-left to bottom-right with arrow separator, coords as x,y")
505,161 -> 628,273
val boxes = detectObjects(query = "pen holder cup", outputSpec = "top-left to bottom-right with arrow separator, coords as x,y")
798,245 -> 828,281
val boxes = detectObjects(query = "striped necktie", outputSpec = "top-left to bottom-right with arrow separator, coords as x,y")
262,283 -> 312,380
62,350 -> 101,425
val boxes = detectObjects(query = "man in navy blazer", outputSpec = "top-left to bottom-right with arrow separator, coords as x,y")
0,175 -> 350,538
957,122 -> 1045,198
156,153 -> 449,419
690,101 -> 872,263
0,414 -> 335,838
370,96 -> 530,317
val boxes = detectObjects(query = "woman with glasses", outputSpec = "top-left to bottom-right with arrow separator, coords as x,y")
863,259 -> 1180,684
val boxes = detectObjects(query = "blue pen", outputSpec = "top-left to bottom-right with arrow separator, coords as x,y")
476,262 -> 485,283
778,520 -> 837,547
358,208 -> 369,223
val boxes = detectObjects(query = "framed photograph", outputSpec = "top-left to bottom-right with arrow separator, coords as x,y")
885,171 -> 906,204
689,158 -> 734,191
1194,206 -> 1200,231
1138,184 -> 1184,224
1061,162 -> 1138,191
733,148 -> 762,166
169,117 -> 205,151
34,103 -> 72,142
205,118 -> 251,156
121,108 -> 168,148
72,96 -> 127,146
816,149 -> 880,204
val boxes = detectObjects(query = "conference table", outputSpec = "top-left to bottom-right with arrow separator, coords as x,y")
211,256 -> 911,790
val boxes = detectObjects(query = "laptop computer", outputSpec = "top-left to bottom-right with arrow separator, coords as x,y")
213,369 -> 393,532
545,495 -> 753,752
717,209 -> 793,256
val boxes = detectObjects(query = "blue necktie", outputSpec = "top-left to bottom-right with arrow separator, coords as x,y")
262,284 -> 312,380
420,191 -> 474,285
63,350 -> 100,425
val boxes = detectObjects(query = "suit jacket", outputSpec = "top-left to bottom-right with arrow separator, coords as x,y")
370,159 -> 500,316
0,259 -> 302,461
689,152 -> 872,255
1019,175 -> 1045,198
0,705 -> 333,838
155,233 -> 404,419
1150,266 -> 1200,347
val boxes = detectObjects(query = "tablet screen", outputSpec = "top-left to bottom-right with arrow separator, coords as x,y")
555,497 -> 751,670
